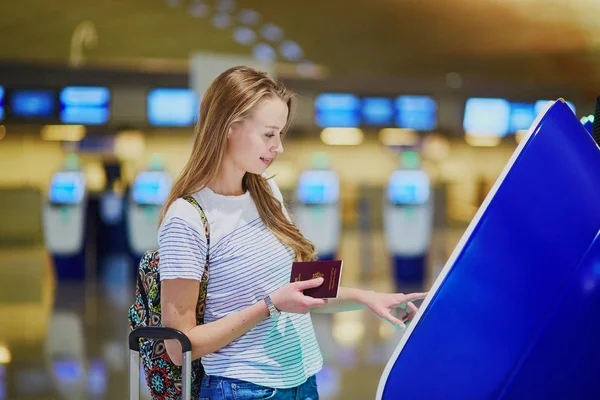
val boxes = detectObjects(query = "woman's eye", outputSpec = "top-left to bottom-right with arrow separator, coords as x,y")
265,133 -> 275,138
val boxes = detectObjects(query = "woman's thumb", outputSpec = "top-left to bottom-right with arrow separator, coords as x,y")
294,277 -> 324,290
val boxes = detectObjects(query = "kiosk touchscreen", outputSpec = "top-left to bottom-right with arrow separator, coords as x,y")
43,167 -> 87,280
377,100 -> 600,399
127,170 -> 172,257
384,160 -> 433,285
293,168 -> 341,261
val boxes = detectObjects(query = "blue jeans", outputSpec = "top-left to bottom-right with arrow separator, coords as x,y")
199,374 -> 319,400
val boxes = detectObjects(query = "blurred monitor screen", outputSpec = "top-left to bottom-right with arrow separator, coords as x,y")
88,359 -> 107,396
52,358 -> 83,385
132,171 -> 172,205
388,170 -> 430,205
362,97 -> 394,126
463,98 -> 510,136
509,102 -> 536,132
148,89 -> 198,126
0,86 -> 4,120
297,170 -> 340,204
49,172 -> 86,204
315,93 -> 361,128
60,86 -> 110,124
395,95 -> 437,131
10,89 -> 56,119
535,100 -> 576,115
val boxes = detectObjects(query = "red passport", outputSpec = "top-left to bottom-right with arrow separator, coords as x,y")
290,260 -> 343,298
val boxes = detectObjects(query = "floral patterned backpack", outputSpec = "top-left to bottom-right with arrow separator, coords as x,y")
128,195 -> 210,400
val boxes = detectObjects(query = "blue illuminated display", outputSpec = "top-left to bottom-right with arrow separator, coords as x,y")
297,170 -> 340,204
509,103 -> 536,132
0,86 -> 4,120
132,171 -> 172,205
362,98 -> 394,126
148,89 -> 198,126
11,90 -> 56,119
315,93 -> 361,128
53,359 -> 83,385
60,86 -> 110,124
49,172 -> 85,204
463,98 -> 511,137
388,170 -> 430,205
395,96 -> 437,131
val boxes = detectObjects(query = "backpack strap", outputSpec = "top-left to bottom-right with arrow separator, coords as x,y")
183,195 -> 210,325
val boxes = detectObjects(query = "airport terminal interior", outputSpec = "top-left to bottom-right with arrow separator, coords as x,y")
0,1 -> 599,399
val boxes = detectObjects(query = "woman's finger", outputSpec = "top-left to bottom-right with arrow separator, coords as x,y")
407,301 -> 419,314
382,312 -> 406,329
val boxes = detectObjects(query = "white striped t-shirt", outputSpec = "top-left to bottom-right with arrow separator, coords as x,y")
157,177 -> 323,389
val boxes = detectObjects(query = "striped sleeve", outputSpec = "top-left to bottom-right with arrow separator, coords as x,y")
158,216 -> 207,281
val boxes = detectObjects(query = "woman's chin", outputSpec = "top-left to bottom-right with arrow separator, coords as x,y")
246,166 -> 268,175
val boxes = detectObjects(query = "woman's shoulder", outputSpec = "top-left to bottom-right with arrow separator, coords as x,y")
159,196 -> 206,233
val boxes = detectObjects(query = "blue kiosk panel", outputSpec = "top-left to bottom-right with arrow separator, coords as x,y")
378,100 -> 600,400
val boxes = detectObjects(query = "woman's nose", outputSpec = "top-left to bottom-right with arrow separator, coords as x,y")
271,139 -> 284,154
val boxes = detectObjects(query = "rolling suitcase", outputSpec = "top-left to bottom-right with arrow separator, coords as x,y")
129,327 -> 193,400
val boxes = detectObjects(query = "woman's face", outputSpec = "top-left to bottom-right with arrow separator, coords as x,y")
225,97 -> 288,175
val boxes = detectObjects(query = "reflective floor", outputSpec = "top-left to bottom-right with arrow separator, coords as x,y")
0,227 -> 465,400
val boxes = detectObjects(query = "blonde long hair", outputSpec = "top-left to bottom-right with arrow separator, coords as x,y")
159,66 -> 316,261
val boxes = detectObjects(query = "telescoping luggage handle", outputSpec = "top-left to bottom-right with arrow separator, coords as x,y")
129,327 -> 193,400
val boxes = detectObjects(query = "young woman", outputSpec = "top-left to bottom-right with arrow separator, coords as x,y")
158,65 -> 427,399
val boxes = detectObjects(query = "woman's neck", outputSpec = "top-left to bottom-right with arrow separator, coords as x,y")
208,164 -> 246,196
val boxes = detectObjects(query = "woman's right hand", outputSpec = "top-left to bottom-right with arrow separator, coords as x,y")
270,278 -> 328,314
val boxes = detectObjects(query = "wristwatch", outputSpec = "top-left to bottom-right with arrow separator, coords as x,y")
263,294 -> 280,319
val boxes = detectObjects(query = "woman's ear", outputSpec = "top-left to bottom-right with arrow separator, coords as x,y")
228,121 -> 241,138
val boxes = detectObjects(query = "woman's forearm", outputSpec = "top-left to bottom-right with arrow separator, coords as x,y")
168,300 -> 270,365
309,287 -> 373,313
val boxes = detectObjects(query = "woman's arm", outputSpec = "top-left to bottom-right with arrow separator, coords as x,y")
310,287 -> 428,328
309,287 -> 373,313
161,277 -> 328,366
161,278 -> 269,366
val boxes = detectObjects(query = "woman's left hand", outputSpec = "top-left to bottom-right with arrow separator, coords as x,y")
365,291 -> 428,329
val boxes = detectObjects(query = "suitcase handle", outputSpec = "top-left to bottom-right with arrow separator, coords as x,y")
129,327 -> 192,400
129,327 -> 192,352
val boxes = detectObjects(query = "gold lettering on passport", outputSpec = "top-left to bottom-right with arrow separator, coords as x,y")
294,273 -> 302,282
329,268 -> 337,290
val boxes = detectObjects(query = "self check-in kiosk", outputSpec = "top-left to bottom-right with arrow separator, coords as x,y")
293,156 -> 341,261
126,165 -> 172,259
383,152 -> 433,286
43,155 -> 88,281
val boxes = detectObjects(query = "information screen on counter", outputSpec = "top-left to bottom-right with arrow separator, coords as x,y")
60,86 -> 110,124
132,171 -> 172,205
147,89 -> 198,126
297,170 -> 340,204
509,102 -> 536,132
388,170 -> 430,205
0,86 -> 4,120
10,89 -> 56,119
49,172 -> 86,205
395,95 -> 437,131
463,98 -> 510,136
362,97 -> 394,126
315,93 -> 361,128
